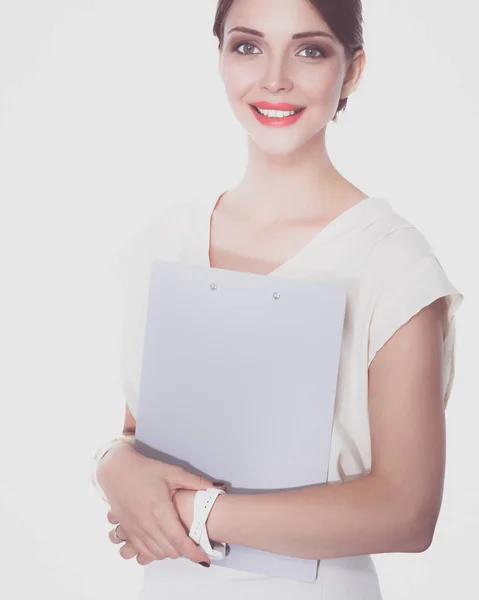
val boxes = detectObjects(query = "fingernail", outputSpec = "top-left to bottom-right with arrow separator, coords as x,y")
200,561 -> 210,568
212,481 -> 225,487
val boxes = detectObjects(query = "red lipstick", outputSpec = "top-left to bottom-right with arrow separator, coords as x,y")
249,101 -> 306,127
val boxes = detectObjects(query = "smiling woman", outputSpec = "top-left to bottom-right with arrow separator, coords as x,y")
213,0 -> 365,123
213,0 -> 366,160
92,1 -> 464,599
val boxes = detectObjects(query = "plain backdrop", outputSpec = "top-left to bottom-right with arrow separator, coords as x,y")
0,0 -> 476,598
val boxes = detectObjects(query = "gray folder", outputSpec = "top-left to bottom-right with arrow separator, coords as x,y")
134,260 -> 346,582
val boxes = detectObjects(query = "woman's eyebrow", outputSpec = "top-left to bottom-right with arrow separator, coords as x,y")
227,26 -> 335,41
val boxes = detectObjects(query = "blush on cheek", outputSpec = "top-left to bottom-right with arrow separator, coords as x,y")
309,76 -> 342,113
222,55 -> 261,93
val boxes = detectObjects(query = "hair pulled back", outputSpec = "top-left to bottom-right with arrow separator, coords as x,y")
213,0 -> 364,121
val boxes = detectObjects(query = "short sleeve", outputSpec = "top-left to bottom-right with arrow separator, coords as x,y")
368,230 -> 464,407
108,222 -> 158,419
108,202 -> 192,418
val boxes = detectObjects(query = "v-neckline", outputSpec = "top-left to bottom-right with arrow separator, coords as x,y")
203,191 -> 378,276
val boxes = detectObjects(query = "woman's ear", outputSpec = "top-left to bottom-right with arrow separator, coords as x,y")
218,47 -> 223,79
340,49 -> 367,101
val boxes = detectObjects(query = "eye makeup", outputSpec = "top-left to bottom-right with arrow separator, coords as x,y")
231,40 -> 260,55
297,44 -> 329,59
230,39 -> 330,60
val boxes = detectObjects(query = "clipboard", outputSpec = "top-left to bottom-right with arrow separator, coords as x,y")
134,259 -> 346,582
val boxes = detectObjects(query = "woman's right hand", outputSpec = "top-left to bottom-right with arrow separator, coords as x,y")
97,442 -> 219,566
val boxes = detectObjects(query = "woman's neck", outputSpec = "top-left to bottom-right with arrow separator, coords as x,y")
230,136 -> 363,224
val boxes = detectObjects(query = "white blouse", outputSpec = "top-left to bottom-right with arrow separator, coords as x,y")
110,192 -> 463,600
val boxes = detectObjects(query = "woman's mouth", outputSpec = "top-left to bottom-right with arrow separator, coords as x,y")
249,104 -> 306,127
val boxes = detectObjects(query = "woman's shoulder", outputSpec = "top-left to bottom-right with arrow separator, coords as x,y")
353,199 -> 455,306
146,197 -> 200,238
367,200 -> 437,267
109,196 -> 204,281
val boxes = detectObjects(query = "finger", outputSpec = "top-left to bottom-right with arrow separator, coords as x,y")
107,510 -> 120,525
131,520 -> 181,560
119,535 -> 157,562
136,552 -> 155,566
143,528 -> 181,559
110,523 -> 179,560
160,506 -> 211,565
168,468 -> 217,493
110,525 -> 167,562
115,538 -> 155,565
109,525 -> 128,545
119,540 -> 140,560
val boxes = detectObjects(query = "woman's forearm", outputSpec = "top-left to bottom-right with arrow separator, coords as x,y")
205,474 -> 430,560
96,442 -> 136,491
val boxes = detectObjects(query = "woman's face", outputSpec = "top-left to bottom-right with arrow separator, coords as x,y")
219,0 -> 363,156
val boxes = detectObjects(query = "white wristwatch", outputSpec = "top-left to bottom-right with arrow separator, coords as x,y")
188,488 -> 228,560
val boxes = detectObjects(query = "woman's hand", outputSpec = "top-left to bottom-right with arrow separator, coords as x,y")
107,490 -> 196,566
107,510 -> 154,565
108,484 -> 227,565
97,443 -> 218,566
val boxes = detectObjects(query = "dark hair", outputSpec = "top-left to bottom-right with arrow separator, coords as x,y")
213,0 -> 364,122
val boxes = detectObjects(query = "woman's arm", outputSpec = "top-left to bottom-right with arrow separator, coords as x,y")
177,298 -> 446,560
122,402 -> 136,436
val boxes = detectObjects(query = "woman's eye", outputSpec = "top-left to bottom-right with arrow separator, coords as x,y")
232,42 -> 325,59
297,46 -> 325,59
234,41 -> 260,56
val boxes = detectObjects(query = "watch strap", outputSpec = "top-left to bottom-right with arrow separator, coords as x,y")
189,488 -> 227,560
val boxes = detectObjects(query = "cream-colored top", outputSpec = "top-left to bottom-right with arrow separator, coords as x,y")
110,192 -> 463,600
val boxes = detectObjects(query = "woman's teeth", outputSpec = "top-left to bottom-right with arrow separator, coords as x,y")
255,107 -> 303,118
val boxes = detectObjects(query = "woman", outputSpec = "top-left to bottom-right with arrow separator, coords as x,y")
92,0 -> 464,598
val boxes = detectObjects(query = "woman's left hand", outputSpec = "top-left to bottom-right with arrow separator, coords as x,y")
107,490 -> 196,565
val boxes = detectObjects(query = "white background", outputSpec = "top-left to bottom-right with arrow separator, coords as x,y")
0,0 -> 476,598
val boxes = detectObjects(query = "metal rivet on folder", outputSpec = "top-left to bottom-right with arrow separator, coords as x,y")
210,283 -> 218,291
273,292 -> 281,300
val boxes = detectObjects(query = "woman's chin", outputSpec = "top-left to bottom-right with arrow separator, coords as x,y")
247,135 -> 313,158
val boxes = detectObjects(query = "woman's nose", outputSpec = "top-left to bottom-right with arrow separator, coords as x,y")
260,58 -> 293,94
